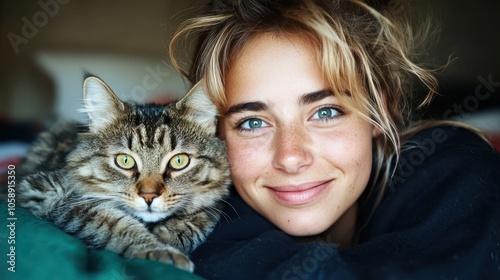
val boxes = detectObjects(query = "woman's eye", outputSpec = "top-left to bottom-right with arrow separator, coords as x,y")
115,154 -> 136,170
311,107 -> 341,120
239,118 -> 269,130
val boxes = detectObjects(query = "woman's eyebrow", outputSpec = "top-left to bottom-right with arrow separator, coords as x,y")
299,89 -> 334,105
224,101 -> 268,117
223,89 -> 333,117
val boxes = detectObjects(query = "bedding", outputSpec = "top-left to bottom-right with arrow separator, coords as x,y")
0,202 -> 203,280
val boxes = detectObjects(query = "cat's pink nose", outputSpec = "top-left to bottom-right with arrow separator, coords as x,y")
139,193 -> 159,205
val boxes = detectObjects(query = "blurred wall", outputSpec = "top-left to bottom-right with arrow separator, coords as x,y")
430,0 -> 500,123
0,0 -> 499,124
0,0 -> 208,122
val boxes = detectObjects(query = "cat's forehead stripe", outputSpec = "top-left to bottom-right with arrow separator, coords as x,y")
169,130 -> 177,151
127,134 -> 133,150
127,125 -> 173,151
154,127 -> 166,144
137,125 -> 147,148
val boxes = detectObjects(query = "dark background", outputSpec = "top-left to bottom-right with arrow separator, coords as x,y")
426,1 -> 500,122
0,0 -> 499,131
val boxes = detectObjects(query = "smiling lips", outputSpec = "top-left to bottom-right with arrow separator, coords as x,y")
267,180 -> 331,205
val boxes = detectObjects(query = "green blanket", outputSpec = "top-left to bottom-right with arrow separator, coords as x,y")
0,202 -> 204,280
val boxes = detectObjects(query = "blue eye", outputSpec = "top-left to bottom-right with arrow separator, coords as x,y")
239,118 -> 269,130
311,107 -> 341,120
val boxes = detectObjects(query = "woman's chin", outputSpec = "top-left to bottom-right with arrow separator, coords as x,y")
271,215 -> 333,237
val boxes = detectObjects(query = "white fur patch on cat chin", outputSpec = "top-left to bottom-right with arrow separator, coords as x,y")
135,210 -> 172,223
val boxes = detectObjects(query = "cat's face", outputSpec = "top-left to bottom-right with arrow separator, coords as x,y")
68,77 -> 230,223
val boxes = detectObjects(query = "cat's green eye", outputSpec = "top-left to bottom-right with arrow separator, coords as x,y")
115,154 -> 136,170
168,153 -> 190,171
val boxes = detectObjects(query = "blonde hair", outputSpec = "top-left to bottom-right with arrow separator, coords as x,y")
169,0 -> 443,213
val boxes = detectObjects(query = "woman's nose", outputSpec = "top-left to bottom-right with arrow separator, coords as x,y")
272,125 -> 313,174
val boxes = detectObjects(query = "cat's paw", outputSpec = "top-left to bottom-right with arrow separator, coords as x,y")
144,248 -> 194,272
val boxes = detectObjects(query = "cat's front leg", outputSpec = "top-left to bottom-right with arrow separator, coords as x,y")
128,244 -> 194,272
52,202 -> 194,271
151,209 -> 220,253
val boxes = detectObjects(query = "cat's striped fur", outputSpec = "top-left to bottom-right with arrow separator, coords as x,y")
17,76 -> 231,271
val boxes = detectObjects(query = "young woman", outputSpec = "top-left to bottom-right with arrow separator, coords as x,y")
169,0 -> 500,279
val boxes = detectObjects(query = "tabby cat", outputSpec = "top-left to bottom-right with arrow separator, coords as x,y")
17,75 -> 231,272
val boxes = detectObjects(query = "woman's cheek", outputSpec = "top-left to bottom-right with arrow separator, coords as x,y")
227,138 -> 263,178
229,131 -> 271,161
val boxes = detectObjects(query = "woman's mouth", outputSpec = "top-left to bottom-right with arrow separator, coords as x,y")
267,180 -> 331,205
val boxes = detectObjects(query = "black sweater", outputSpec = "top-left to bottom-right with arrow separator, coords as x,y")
192,126 -> 500,279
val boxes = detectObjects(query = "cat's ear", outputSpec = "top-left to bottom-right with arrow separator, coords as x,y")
81,76 -> 125,132
175,80 -> 218,135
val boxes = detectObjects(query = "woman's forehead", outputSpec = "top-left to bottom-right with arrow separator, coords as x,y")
223,32 -> 362,106
223,33 -> 327,104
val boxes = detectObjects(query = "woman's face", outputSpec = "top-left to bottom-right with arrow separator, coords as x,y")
221,33 -> 375,236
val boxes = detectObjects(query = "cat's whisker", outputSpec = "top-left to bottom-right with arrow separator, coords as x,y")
179,196 -> 233,223
208,206 -> 232,224
199,203 -> 231,221
219,198 -> 239,219
201,205 -> 225,222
